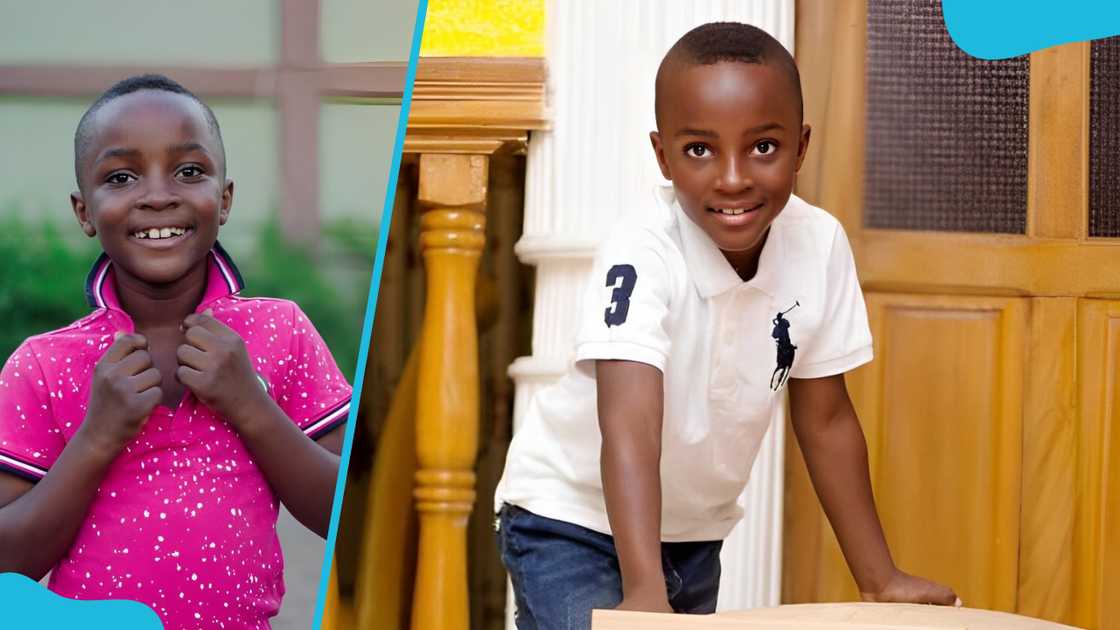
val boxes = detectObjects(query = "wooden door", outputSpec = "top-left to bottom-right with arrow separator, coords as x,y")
784,3 -> 1120,628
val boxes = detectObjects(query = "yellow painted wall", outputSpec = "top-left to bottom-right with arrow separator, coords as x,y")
420,0 -> 544,57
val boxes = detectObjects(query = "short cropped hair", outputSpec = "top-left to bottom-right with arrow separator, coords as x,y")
655,22 -> 803,126
73,74 -> 226,186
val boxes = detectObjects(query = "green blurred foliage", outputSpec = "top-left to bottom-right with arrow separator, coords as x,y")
0,216 -> 378,382
0,217 -> 100,359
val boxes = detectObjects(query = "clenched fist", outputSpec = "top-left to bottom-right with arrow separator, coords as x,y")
176,311 -> 269,428
80,332 -> 162,455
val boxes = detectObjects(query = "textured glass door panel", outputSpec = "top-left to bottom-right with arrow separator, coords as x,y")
865,0 -> 1029,233
1090,37 -> 1120,238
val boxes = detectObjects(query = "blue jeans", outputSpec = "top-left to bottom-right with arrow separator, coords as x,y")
496,504 -> 722,630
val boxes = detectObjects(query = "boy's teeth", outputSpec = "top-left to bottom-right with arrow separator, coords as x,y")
134,227 -> 188,239
715,207 -> 747,215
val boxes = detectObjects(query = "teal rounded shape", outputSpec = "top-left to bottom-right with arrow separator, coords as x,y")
942,0 -> 1120,60
1,573 -> 163,629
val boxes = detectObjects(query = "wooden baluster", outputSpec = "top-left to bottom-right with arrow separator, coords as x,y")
411,153 -> 488,630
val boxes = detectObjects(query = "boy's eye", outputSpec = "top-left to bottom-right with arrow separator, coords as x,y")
106,172 -> 135,185
178,165 -> 205,178
752,141 -> 777,156
684,144 -> 711,158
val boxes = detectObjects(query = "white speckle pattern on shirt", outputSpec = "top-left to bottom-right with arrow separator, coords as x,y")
0,255 -> 351,629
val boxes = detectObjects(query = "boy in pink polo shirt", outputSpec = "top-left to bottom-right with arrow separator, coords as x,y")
0,75 -> 352,628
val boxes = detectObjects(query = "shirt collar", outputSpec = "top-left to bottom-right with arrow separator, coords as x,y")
84,241 -> 245,312
662,185 -> 788,299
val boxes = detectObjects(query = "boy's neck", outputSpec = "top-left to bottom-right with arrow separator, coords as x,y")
113,262 -> 209,328
722,228 -> 769,282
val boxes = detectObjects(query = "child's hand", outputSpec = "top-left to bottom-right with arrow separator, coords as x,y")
177,311 -> 269,427
80,332 -> 162,454
860,569 -> 960,606
615,592 -> 673,614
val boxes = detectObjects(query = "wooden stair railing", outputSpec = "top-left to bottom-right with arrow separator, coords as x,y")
402,57 -> 545,630
318,346 -> 419,630
410,153 -> 488,630
327,273 -> 498,630
357,347 -> 421,630
322,56 -> 546,630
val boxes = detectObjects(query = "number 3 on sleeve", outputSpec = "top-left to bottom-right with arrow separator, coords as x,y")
603,264 -> 637,327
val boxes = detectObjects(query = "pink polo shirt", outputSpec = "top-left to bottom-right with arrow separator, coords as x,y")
0,243 -> 351,629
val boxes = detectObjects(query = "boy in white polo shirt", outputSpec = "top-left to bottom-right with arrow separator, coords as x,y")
494,22 -> 958,629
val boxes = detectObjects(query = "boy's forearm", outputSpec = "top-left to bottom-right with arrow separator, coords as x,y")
792,401 -> 896,594
601,429 -> 666,600
596,360 -> 669,607
229,397 -> 339,538
0,429 -> 118,578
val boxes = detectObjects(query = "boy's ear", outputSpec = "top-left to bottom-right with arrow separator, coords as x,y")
219,179 -> 234,225
70,192 -> 97,237
794,124 -> 812,172
649,131 -> 672,181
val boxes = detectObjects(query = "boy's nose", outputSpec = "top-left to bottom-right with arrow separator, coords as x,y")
715,155 -> 753,193
136,179 -> 180,210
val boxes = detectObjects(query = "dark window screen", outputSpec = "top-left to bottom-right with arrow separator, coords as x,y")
865,0 -> 1029,233
1090,37 -> 1120,237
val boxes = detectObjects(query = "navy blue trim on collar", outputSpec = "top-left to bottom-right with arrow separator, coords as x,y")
84,240 -> 245,309
84,252 -> 112,309
211,241 -> 245,294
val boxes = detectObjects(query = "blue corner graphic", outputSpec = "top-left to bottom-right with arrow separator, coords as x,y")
1,573 -> 163,629
942,0 -> 1120,60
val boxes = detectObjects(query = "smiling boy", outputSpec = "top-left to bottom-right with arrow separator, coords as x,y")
0,75 -> 350,628
494,23 -> 957,629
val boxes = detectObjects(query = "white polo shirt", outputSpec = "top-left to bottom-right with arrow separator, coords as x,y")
495,186 -> 873,541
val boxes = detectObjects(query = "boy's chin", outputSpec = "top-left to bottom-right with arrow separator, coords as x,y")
133,265 -> 204,287
114,251 -> 212,287
708,228 -> 768,255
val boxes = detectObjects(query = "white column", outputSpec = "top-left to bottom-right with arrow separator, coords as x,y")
510,0 -> 796,615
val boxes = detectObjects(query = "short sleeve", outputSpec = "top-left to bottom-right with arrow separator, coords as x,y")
276,303 -> 352,440
573,228 -> 675,373
790,225 -> 874,379
0,341 -> 63,481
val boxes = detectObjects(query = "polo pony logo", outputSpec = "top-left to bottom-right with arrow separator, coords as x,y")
770,301 -> 799,391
